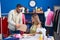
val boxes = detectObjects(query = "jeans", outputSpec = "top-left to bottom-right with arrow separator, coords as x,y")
9,30 -> 20,35
45,27 -> 54,36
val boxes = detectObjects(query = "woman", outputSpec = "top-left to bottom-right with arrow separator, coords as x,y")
27,14 -> 46,36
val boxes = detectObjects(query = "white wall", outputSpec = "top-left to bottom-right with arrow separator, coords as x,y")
54,6 -> 60,11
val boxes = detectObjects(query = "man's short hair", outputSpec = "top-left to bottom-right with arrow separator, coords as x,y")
16,4 -> 22,8
48,6 -> 50,9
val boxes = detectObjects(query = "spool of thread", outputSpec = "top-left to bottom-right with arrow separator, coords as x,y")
39,34 -> 43,40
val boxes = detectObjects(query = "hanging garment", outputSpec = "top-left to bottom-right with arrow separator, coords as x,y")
53,9 -> 60,32
57,9 -> 60,34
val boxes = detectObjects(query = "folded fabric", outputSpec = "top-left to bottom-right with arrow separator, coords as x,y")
13,34 -> 22,38
3,37 -> 19,40
36,27 -> 46,36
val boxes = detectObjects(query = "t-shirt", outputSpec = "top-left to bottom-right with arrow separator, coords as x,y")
30,24 -> 37,34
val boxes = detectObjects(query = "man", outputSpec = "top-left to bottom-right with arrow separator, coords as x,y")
8,4 -> 26,34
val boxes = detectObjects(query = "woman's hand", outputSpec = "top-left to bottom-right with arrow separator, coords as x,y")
23,34 -> 34,36
28,34 -> 34,36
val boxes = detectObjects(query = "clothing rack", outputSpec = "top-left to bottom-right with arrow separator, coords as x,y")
57,9 -> 60,35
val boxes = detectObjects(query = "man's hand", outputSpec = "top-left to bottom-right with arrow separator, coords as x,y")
15,24 -> 20,28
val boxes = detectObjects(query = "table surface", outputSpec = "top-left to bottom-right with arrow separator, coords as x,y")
20,34 -> 54,40
20,34 -> 40,40
4,34 -> 54,40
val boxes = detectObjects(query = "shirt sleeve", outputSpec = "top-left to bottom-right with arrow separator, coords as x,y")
8,10 -> 16,26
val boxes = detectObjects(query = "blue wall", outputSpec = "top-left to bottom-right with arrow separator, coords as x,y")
1,0 -> 60,14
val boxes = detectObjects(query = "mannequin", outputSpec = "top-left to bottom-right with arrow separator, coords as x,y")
45,8 -> 51,18
21,7 -> 25,13
44,7 -> 54,36
45,7 -> 54,27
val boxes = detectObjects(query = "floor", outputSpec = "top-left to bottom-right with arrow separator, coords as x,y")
0,34 -> 2,40
54,32 -> 60,40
